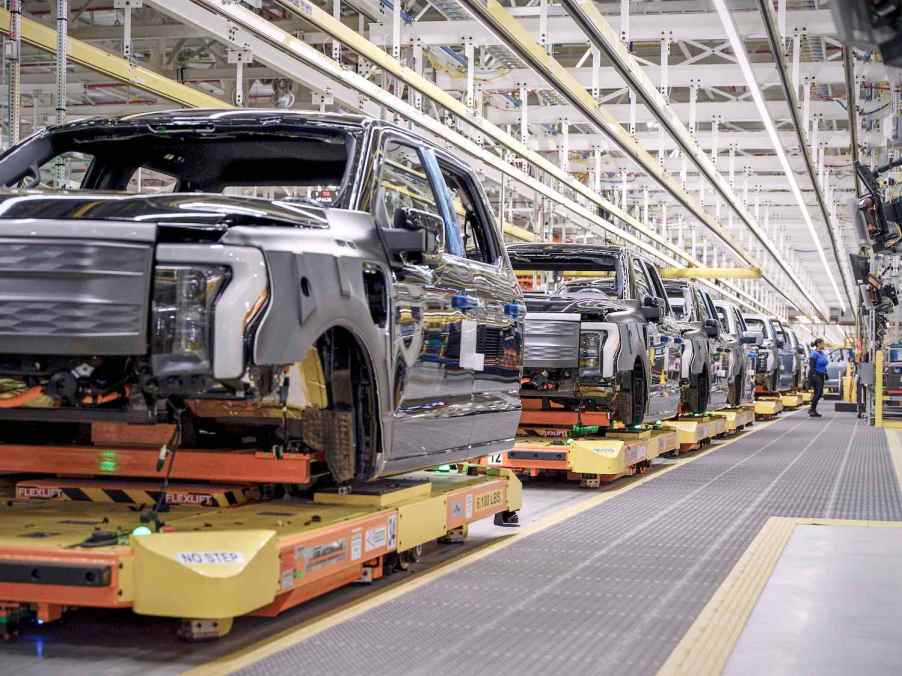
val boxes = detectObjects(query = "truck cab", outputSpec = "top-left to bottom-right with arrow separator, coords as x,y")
0,110 -> 524,485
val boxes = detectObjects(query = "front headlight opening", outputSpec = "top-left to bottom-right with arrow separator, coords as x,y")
579,331 -> 603,373
151,265 -> 229,373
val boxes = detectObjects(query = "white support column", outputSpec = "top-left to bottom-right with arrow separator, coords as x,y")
591,47 -> 601,102
710,114 -> 720,169
114,0 -> 142,62
688,78 -> 699,138
332,0 -> 341,62
620,0 -> 630,45
628,87 -> 637,138
754,185 -> 761,222
778,0 -> 787,44
643,186 -> 649,225
679,152 -> 687,189
811,112 -> 820,162
791,27 -> 801,97
392,0 -> 401,60
55,0 -> 68,187
659,31 -> 671,103
592,144 -> 602,193
539,0 -> 550,55
621,168 -> 629,212
464,37 -> 475,112
8,0 -> 22,146
519,82 -> 529,145
560,117 -> 569,173
728,143 -> 736,189
743,165 -> 751,206
801,75 -> 811,139
227,48 -> 252,107
412,39 -> 423,111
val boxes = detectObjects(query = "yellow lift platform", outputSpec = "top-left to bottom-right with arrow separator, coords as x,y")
478,428 -> 679,488
661,416 -> 728,453
0,467 -> 520,640
754,398 -> 784,419
780,392 -> 804,410
712,405 -> 756,435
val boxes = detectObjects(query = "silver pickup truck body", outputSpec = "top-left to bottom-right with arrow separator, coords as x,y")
0,110 -> 524,483
743,314 -> 794,393
665,281 -> 731,412
508,243 -> 693,425
713,300 -> 757,406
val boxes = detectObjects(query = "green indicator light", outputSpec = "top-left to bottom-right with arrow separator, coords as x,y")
98,450 -> 118,473
131,526 -> 152,536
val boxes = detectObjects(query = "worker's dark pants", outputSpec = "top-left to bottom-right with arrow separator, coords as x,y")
809,373 -> 825,413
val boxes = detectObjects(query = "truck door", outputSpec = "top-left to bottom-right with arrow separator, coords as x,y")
771,319 -> 794,391
633,258 -> 680,421
697,288 -> 728,409
432,155 -> 523,454
373,136 -> 473,462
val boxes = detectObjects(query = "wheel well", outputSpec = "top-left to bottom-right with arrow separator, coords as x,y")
315,326 -> 381,481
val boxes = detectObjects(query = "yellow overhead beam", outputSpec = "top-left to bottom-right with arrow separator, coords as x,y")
502,222 -> 537,242
661,267 -> 762,280
0,9 -> 229,110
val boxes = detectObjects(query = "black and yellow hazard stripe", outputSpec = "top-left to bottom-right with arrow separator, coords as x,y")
16,482 -> 260,508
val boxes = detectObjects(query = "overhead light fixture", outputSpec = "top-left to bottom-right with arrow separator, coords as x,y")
711,0 -> 846,314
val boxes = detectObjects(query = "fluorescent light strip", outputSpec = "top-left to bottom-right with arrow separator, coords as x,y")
711,0 -> 846,314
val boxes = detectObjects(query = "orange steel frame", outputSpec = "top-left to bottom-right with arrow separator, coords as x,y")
0,444 -> 312,485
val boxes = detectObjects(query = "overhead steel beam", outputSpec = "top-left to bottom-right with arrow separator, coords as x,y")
434,61 -> 853,92
485,99 -> 848,126
0,8 -> 227,109
181,0 -> 774,315
757,0 -> 854,314
451,0 -> 821,316
372,9 -> 837,45
558,0 -> 813,315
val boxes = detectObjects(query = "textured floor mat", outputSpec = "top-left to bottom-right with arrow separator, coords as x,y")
242,414 -> 902,676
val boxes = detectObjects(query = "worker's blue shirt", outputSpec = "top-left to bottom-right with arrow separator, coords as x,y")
810,349 -> 829,374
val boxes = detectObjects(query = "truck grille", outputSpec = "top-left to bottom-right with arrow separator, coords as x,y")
0,238 -> 153,355
524,315 -> 580,369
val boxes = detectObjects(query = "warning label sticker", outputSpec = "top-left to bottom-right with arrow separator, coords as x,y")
177,551 -> 245,566
365,525 -> 387,552
387,515 -> 398,550
351,530 -> 362,561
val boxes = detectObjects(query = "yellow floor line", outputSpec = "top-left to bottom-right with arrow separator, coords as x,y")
885,428 -> 902,492
187,413 -> 792,676
657,517 -> 902,676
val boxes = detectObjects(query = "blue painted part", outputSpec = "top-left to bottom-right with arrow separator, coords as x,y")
452,294 -> 479,309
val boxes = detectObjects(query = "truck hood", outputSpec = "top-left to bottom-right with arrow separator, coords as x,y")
523,291 -> 633,319
0,191 -> 330,233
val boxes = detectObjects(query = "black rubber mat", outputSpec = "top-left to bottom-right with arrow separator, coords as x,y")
242,414 -> 902,676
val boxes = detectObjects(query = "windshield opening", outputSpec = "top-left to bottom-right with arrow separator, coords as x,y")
745,318 -> 766,335
0,124 -> 359,208
510,248 -> 623,297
